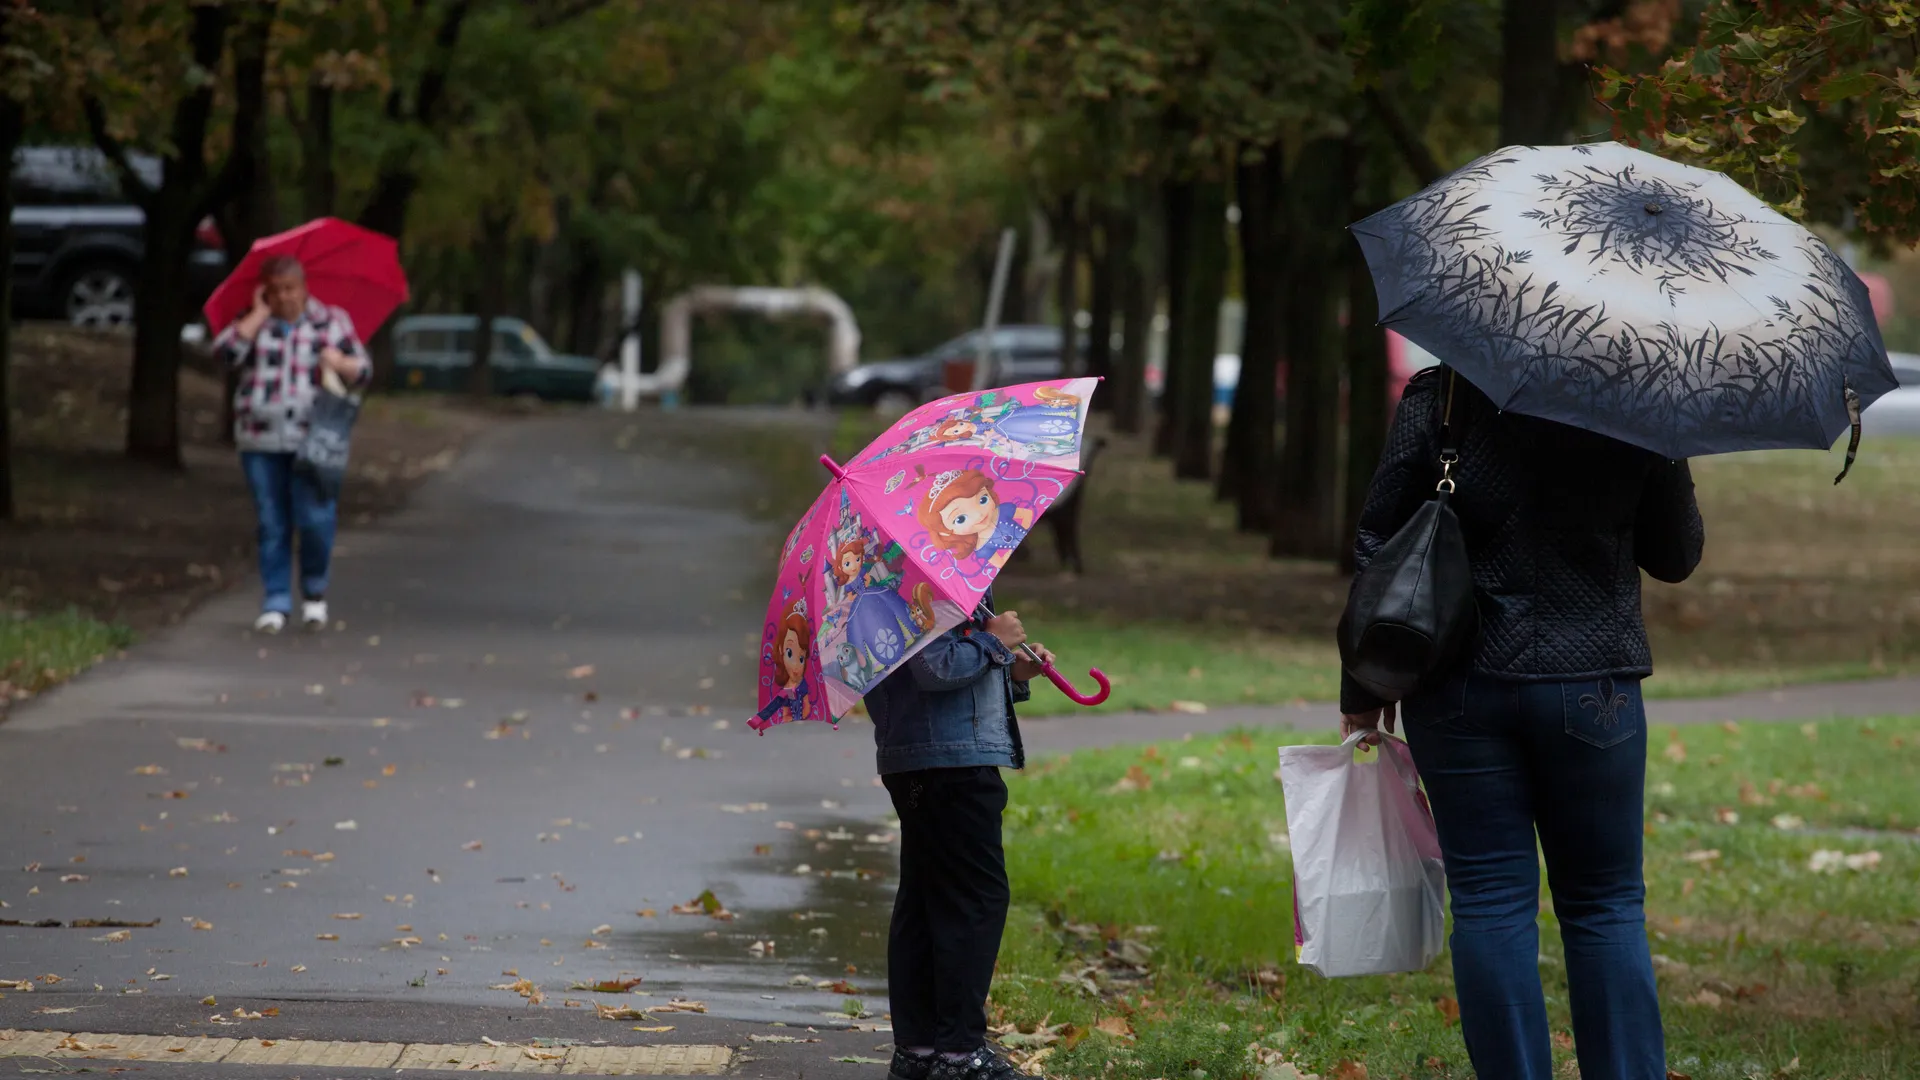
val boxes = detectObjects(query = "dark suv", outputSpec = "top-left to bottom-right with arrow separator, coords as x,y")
826,324 -> 1075,411
9,146 -> 228,327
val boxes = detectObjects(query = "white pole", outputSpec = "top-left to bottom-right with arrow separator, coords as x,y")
972,227 -> 1018,392
619,269 -> 643,412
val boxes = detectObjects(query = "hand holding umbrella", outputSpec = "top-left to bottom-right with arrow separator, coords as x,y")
978,602 -> 1111,707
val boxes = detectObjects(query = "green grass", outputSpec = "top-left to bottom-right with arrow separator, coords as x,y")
990,717 -> 1920,1079
0,609 -> 133,699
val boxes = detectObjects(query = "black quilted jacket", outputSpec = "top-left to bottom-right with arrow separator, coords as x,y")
1340,368 -> 1705,714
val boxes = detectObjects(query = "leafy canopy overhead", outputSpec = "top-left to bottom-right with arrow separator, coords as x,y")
1601,0 -> 1920,243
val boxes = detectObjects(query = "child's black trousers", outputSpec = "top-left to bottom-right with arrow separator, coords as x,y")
882,765 -> 1011,1053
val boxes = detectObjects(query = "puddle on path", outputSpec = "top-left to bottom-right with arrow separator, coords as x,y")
615,816 -> 897,1026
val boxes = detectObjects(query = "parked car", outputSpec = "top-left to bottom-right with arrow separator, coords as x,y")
827,324 -> 1074,411
1862,351 -> 1920,436
8,145 -> 228,327
391,315 -> 600,401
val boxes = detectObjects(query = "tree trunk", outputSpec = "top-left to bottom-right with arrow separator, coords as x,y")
1086,202 -> 1118,396
1155,177 -> 1193,458
1219,142 -> 1285,531
0,90 -> 21,520
1500,0 -> 1565,145
1111,193 -> 1151,434
300,77 -> 336,219
127,218 -> 193,465
1173,177 -> 1227,480
565,241 -> 605,357
469,209 -> 513,399
1054,191 -> 1081,377
1271,137 -> 1349,559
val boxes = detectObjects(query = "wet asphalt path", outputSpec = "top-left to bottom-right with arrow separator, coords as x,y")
0,411 -> 913,1076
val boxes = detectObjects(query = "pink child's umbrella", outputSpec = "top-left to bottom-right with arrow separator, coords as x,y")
748,377 -> 1113,735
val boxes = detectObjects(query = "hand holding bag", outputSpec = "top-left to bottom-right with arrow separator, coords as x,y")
1337,368 -> 1479,703
294,367 -> 360,501
1279,731 -> 1446,978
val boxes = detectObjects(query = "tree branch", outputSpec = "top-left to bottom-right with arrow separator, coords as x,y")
81,95 -> 155,210
199,2 -> 279,220
1364,87 -> 1442,187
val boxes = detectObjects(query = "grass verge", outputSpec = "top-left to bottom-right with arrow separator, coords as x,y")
0,609 -> 134,705
989,716 -> 1920,1079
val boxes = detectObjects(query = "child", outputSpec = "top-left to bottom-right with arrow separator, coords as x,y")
863,591 -> 1053,1080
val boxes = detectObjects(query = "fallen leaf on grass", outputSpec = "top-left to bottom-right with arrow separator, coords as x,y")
1770,814 -> 1804,831
1168,700 -> 1208,714
1092,1016 -> 1133,1038
1108,764 -> 1153,793
1681,849 -> 1720,864
1435,996 -> 1460,1025
1553,1031 -> 1574,1050
1330,1062 -> 1369,1080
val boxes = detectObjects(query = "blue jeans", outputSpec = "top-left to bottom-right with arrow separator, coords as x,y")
1400,671 -> 1665,1080
240,452 -> 337,613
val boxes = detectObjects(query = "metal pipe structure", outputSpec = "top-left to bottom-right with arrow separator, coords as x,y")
616,285 -> 860,408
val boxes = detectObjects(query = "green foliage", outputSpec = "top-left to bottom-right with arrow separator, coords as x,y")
1601,0 -> 1920,241
0,609 -> 134,698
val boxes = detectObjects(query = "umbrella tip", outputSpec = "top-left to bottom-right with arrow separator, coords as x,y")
819,455 -> 847,480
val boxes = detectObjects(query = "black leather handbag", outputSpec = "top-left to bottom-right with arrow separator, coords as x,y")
1337,369 -> 1479,703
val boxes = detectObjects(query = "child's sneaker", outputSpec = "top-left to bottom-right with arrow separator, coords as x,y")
887,1048 -> 936,1080
929,1047 -> 1019,1080
301,599 -> 328,631
254,611 -> 287,634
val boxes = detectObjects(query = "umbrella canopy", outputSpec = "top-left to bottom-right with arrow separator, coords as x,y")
1350,142 -> 1898,463
750,377 -> 1102,732
202,217 -> 409,336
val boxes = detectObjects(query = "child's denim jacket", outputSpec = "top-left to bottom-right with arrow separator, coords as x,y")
866,596 -> 1029,776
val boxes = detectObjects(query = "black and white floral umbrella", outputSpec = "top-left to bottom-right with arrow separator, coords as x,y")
1350,142 -> 1898,478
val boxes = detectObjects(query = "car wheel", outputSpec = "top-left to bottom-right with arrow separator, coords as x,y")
64,264 -> 137,328
872,388 -> 917,417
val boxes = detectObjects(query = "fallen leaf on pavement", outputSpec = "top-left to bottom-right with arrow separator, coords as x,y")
490,978 -> 545,1004
0,980 -> 33,992
59,874 -> 88,883
289,965 -> 306,973
94,930 -> 131,943
634,909 -> 655,918
568,665 -> 596,679
652,999 -> 707,1013
334,820 -> 358,831
169,867 -> 189,877
316,933 -> 339,941
524,1048 -> 563,1061
572,978 -> 641,994
593,1003 -> 648,1021
332,913 -> 363,920
57,1036 -> 117,1052
189,918 -> 213,931
631,1025 -> 673,1033
461,841 -> 483,851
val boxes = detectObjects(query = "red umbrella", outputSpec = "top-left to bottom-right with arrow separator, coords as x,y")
202,217 -> 409,336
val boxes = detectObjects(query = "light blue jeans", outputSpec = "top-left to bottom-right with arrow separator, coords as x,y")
1401,670 -> 1666,1080
240,451 -> 336,613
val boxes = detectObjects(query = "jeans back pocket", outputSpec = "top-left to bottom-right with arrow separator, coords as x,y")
1562,676 -> 1642,750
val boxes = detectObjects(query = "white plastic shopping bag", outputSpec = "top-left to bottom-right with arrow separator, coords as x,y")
1278,730 -> 1446,977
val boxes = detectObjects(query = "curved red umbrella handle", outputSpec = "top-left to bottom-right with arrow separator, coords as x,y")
1040,660 -> 1111,707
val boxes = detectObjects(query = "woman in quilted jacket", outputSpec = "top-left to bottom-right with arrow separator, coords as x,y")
1339,365 -> 1704,1080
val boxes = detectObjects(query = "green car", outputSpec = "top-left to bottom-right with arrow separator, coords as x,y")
391,314 -> 602,401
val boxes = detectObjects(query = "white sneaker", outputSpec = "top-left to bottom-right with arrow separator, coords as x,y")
301,600 -> 329,631
254,611 -> 288,634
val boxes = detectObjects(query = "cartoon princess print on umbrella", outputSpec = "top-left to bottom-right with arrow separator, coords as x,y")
858,384 -> 1086,465
915,468 -> 1034,573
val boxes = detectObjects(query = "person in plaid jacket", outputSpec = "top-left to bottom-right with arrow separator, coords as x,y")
213,255 -> 372,634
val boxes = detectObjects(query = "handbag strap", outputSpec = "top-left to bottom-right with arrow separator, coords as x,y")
1436,368 -> 1460,495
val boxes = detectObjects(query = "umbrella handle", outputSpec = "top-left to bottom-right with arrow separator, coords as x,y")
1037,657 -> 1112,707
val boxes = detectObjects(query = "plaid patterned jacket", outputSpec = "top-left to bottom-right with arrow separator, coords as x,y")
215,298 -> 371,454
